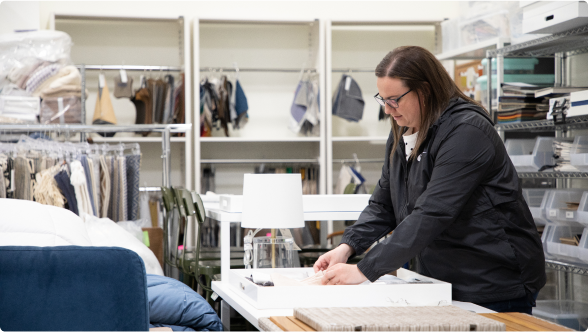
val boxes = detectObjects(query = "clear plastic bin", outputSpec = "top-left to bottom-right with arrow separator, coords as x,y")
441,19 -> 460,53
570,135 -> 588,171
544,189 -> 585,223
505,137 -> 554,172
576,192 -> 588,226
577,228 -> 588,264
533,300 -> 588,331
458,10 -> 510,46
544,223 -> 584,264
522,188 -> 549,225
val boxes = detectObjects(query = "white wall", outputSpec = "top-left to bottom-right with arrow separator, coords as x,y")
37,1 -> 460,29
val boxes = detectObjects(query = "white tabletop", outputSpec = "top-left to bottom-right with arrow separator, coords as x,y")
206,208 -> 364,222
212,281 -> 496,331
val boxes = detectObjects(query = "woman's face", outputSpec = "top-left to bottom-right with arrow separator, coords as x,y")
376,76 -> 422,132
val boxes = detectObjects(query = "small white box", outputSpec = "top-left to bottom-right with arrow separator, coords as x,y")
229,268 -> 452,309
523,1 -> 588,34
218,194 -> 243,213
218,194 -> 371,213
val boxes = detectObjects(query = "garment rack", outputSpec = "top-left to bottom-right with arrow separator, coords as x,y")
333,158 -> 385,163
199,68 -> 317,73
200,158 -> 320,164
331,68 -> 375,73
0,124 -> 190,188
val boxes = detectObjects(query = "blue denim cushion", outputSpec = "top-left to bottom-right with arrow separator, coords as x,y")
0,246 -> 149,331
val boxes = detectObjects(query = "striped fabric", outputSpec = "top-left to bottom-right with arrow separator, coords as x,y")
25,64 -> 61,93
118,156 -> 128,222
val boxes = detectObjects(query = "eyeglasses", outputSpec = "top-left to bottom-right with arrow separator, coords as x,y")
374,89 -> 412,108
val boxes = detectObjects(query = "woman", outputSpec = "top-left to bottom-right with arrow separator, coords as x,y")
314,46 -> 546,314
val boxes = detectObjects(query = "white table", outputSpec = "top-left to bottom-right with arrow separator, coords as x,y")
205,199 -> 495,331
212,281 -> 496,331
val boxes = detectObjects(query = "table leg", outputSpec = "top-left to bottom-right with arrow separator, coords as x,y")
221,299 -> 231,331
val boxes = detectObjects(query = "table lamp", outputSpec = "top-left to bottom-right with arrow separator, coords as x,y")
241,173 -> 304,269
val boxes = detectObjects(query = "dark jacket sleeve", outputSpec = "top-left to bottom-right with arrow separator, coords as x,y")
339,134 -> 396,257
357,123 -> 496,282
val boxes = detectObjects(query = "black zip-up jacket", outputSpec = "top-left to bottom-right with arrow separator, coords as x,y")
340,98 -> 546,303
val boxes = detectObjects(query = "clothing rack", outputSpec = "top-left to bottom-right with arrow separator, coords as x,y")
75,64 -> 184,131
76,65 -> 183,72
200,158 -> 320,164
332,68 -> 375,73
333,158 -> 385,163
0,124 -> 190,188
199,68 -> 317,73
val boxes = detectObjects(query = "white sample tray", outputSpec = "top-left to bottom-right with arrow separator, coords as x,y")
229,268 -> 451,309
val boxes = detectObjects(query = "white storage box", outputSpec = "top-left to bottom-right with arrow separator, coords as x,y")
576,191 -> 588,226
505,137 -> 554,172
218,194 -> 371,213
544,223 -> 584,263
568,89 -> 588,117
570,136 -> 588,171
544,189 -> 585,223
522,188 -> 549,225
534,300 -> 588,331
523,1 -> 588,35
229,268 -> 451,309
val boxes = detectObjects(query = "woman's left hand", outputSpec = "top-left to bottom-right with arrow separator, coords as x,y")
321,263 -> 368,285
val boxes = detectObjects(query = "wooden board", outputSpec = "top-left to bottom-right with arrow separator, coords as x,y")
268,312 -> 574,331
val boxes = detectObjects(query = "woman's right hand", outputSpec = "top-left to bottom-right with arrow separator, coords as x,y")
313,243 -> 355,273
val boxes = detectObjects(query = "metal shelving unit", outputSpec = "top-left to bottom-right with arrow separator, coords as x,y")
546,260 -> 588,277
517,172 -> 588,179
487,25 -> 588,58
489,25 -> 588,305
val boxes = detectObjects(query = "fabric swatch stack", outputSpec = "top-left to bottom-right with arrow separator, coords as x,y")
497,83 -> 548,124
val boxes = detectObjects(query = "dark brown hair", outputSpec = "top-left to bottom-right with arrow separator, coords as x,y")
375,46 -> 484,161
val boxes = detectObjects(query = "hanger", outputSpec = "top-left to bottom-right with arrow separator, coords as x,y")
233,62 -> 240,80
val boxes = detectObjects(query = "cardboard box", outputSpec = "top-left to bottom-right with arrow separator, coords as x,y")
142,227 -> 163,269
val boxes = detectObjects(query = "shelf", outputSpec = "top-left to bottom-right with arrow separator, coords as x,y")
488,24 -> 588,57
517,172 -> 588,179
496,115 -> 588,131
545,259 -> 588,276
90,136 -> 186,143
436,38 -> 510,61
199,137 -> 320,143
332,136 -> 388,142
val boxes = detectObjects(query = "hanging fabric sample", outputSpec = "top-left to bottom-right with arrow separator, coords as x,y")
92,77 -> 117,137
332,74 -> 364,122
99,155 -> 111,218
113,73 -> 133,99
54,167 -> 79,216
126,153 -> 141,221
234,79 -> 249,129
290,74 -> 320,136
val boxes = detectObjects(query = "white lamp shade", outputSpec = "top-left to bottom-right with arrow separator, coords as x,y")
241,173 -> 305,229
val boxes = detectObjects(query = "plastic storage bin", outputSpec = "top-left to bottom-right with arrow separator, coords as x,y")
570,135 -> 588,171
544,223 -> 584,263
459,10 -> 510,46
441,19 -> 460,53
577,227 -> 588,264
544,189 -> 585,223
481,58 -> 539,75
505,137 -> 554,172
533,300 -> 588,331
522,188 -> 549,225
575,191 -> 588,226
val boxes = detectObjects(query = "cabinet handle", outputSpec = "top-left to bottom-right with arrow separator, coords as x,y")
546,15 -> 554,21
